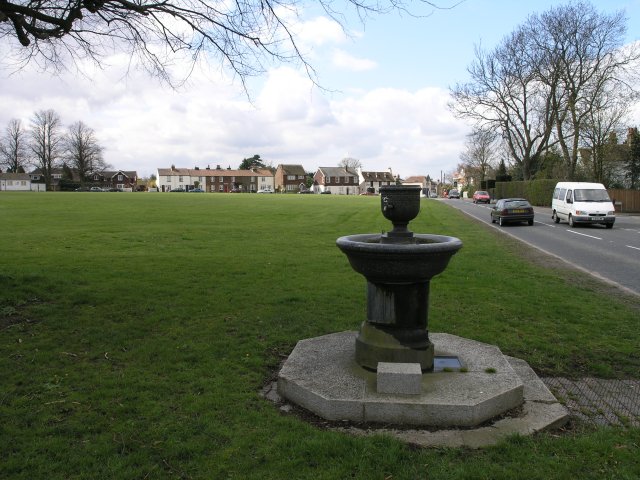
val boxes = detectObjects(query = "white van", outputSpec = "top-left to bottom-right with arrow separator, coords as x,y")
551,182 -> 615,229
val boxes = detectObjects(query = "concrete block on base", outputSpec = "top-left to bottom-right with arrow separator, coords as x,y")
377,362 -> 422,395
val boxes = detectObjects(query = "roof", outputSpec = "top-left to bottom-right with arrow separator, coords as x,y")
404,176 -> 428,183
158,167 -> 274,178
361,171 -> 395,182
102,170 -> 138,179
0,172 -> 30,180
317,167 -> 358,177
277,164 -> 306,176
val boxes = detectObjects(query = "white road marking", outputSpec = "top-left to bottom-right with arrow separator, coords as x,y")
627,245 -> 640,252
567,230 -> 602,240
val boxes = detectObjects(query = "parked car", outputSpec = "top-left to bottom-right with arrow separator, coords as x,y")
256,188 -> 273,194
170,187 -> 185,192
472,191 -> 491,204
89,186 -> 104,192
448,189 -> 460,199
491,198 -> 534,226
190,188 -> 204,193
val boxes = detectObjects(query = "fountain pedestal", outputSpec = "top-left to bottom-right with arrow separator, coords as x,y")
336,186 -> 462,371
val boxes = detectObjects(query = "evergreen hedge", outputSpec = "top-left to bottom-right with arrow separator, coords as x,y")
494,179 -> 558,206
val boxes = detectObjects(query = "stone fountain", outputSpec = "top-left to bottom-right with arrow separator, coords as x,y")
336,185 -> 462,372
275,186 -> 567,445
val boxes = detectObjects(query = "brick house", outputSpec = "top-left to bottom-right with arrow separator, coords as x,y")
206,167 -> 274,193
157,165 -> 274,192
275,164 -> 307,193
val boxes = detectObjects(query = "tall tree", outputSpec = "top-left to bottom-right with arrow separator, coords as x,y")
0,118 -> 29,173
459,127 -> 497,184
239,155 -> 265,170
449,24 -> 556,180
339,157 -> 362,172
537,2 -> 640,180
450,2 -> 640,181
627,128 -> 640,189
581,91 -> 629,185
30,109 -> 63,190
65,121 -> 106,184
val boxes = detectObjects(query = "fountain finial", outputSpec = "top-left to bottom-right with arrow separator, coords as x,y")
380,185 -> 421,244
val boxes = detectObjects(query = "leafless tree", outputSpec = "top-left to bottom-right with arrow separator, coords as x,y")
459,126 -> 497,184
450,2 -> 639,181
580,88 -> 630,184
535,2 -> 640,180
449,24 -> 557,180
65,121 -> 107,185
0,118 -> 30,173
339,157 -> 362,172
0,0 -> 455,90
30,109 -> 63,190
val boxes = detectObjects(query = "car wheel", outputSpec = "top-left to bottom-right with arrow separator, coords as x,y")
499,217 -> 504,226
491,215 -> 495,224
552,211 -> 560,224
605,223 -> 614,229
568,214 -> 575,227
528,219 -> 534,226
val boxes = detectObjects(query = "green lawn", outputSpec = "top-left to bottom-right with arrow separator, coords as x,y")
1,192 -> 639,479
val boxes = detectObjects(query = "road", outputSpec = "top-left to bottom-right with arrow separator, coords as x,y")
440,198 -> 640,297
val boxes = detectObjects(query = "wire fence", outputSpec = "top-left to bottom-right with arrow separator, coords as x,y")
543,377 -> 640,427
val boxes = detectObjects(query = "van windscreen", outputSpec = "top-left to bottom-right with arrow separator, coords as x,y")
574,189 -> 611,202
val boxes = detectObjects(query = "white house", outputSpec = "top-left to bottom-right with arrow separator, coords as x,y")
312,167 -> 359,194
0,173 -> 38,191
357,168 -> 395,194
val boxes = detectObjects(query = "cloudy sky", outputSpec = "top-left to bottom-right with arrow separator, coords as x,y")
1,0 -> 640,180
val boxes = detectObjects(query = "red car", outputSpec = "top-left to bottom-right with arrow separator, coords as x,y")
472,191 -> 491,204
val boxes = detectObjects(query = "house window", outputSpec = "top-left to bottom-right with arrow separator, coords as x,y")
117,184 -> 124,190
231,176 -> 235,182
219,176 -> 224,182
261,177 -> 266,181
179,176 -> 183,182
299,175 -> 305,180
21,181 -> 26,186
199,176 -> 203,182
94,175 -> 99,180
287,175 -> 295,180
118,174 -> 123,181
219,185 -> 224,191
166,176 -> 171,182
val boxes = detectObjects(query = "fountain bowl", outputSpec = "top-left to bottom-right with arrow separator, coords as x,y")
336,233 -> 462,283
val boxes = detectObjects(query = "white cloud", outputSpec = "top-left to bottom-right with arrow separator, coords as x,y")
0,50 -> 468,180
331,49 -> 377,72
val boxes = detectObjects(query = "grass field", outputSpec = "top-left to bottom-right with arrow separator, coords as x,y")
1,192 -> 639,479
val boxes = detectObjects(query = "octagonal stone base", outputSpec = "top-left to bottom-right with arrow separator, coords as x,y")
277,331 -> 526,427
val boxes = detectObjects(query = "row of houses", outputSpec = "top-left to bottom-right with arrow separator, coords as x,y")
0,168 -> 138,191
1,163 -> 439,195
156,164 -> 438,195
